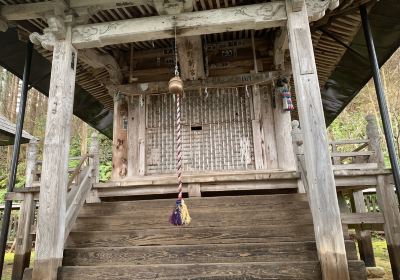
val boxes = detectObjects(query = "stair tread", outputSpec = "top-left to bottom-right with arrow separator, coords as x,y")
80,195 -> 309,216
73,210 -> 313,231
66,224 -> 316,247
57,261 -> 367,280
63,241 -> 358,266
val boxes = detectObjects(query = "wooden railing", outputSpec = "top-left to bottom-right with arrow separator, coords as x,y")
4,132 -> 100,280
292,115 -> 400,275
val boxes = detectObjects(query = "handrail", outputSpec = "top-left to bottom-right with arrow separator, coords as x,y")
67,154 -> 93,189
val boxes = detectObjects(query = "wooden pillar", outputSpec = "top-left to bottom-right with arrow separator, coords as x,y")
111,93 -> 128,179
366,114 -> 400,278
86,132 -> 101,203
352,190 -> 376,267
273,82 -> 296,170
252,84 -> 264,169
261,86 -> 278,169
32,25 -> 77,280
12,139 -> 37,280
291,120 -> 306,193
286,1 -> 350,279
127,94 -> 146,176
337,192 -> 350,237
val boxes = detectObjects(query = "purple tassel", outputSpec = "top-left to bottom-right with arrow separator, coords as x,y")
170,200 -> 183,226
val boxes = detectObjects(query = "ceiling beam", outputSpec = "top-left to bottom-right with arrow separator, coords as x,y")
274,27 -> 288,70
79,49 -> 123,84
70,2 -> 287,49
108,71 -> 287,95
0,0 -> 149,21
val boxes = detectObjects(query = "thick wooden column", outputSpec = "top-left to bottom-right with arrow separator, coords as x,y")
366,114 -> 400,278
273,83 -> 296,170
286,1 -> 350,279
86,132 -> 101,203
261,86 -> 278,169
252,85 -> 265,170
127,95 -> 146,176
12,139 -> 37,280
32,25 -> 77,280
111,94 -> 128,179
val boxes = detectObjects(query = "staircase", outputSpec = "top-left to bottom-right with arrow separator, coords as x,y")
57,193 -> 366,279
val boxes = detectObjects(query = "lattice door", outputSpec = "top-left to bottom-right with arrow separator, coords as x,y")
146,88 -> 255,174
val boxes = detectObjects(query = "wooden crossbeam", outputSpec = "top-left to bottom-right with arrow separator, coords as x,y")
109,71 -> 285,95
71,2 -> 287,49
79,49 -> 123,84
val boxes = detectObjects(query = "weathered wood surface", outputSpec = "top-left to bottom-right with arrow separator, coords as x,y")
366,114 -> 400,278
252,84 -> 265,170
286,0 -> 350,279
176,36 -> 206,81
341,212 -> 384,229
79,49 -> 122,84
112,71 -> 283,95
111,94 -> 128,179
127,95 -> 146,176
261,86 -> 278,169
12,139 -> 37,280
71,3 -> 288,48
352,190 -> 376,267
64,166 -> 93,243
63,241 -> 358,266
273,81 -> 296,170
59,193 -> 366,279
376,175 -> 400,277
73,209 -> 313,231
57,261 -> 367,280
32,25 -> 77,280
66,224 -> 316,248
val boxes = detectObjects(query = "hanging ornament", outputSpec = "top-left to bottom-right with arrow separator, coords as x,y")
276,77 -> 294,111
169,23 -> 191,226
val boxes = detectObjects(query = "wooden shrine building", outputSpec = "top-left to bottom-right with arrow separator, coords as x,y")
0,0 -> 399,280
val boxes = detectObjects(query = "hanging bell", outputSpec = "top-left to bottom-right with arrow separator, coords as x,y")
169,76 -> 184,95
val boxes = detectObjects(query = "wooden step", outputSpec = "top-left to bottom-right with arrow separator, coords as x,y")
79,194 -> 309,216
57,261 -> 367,280
73,209 -> 313,231
63,241 -> 358,266
66,224 -> 316,248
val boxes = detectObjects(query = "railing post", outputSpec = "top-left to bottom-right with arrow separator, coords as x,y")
86,132 -> 101,203
291,120 -> 306,193
366,114 -> 400,278
366,115 -> 384,167
351,190 -> 376,267
12,139 -> 38,280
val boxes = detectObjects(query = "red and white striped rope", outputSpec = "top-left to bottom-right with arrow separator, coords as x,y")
175,93 -> 183,200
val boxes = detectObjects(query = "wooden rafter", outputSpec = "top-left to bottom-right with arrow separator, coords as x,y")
79,49 -> 123,85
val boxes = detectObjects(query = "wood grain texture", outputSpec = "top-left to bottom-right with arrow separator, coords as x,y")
57,261 -> 367,280
66,224 -> 316,248
111,95 -> 128,179
73,209 -> 314,231
33,25 -> 77,280
79,194 -> 309,216
286,1 -> 350,279
63,241 -> 358,266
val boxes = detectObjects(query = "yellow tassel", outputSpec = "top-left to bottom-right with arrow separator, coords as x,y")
180,199 -> 191,225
